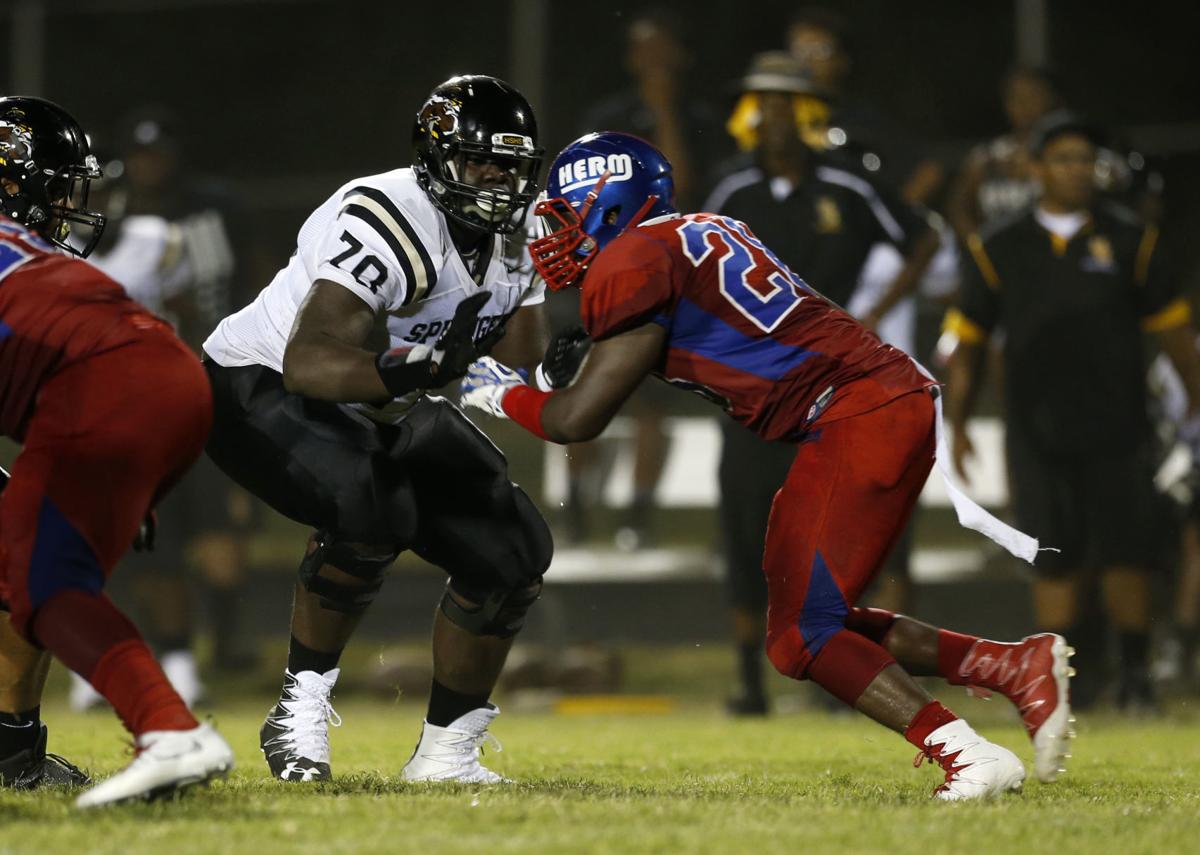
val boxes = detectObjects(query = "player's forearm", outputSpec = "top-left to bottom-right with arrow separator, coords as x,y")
496,380 -> 623,445
540,388 -> 619,443
945,161 -> 985,241
944,340 -> 985,431
869,227 -> 939,321
282,336 -> 391,402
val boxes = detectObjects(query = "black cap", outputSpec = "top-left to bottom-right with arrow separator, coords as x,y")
1029,109 -> 1103,155
738,51 -> 830,99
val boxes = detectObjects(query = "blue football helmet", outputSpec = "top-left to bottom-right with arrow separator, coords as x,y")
531,131 -> 675,290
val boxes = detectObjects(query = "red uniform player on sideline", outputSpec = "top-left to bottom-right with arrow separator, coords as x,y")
0,96 -> 232,807
463,132 -> 1076,799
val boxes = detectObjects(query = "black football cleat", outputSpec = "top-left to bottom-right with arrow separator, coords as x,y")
260,668 -> 341,782
0,724 -> 90,789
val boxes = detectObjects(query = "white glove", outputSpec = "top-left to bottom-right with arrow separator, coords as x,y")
460,356 -> 525,418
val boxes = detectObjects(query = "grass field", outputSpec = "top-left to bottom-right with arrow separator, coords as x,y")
3,690 -> 1199,855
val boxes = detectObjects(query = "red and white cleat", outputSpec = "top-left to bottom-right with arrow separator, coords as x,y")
960,633 -> 1076,783
916,720 -> 1026,801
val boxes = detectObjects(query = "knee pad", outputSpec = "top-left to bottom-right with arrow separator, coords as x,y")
298,530 -> 399,614
438,577 -> 542,638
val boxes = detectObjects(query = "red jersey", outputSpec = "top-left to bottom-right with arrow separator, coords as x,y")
0,217 -> 170,439
580,213 -> 930,441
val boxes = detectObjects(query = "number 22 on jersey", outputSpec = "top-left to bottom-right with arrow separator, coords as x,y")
676,214 -> 810,333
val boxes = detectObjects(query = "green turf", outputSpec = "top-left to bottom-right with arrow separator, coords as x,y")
3,696 -> 1199,855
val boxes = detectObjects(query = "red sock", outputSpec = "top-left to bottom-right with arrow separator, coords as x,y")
904,700 -> 959,751
937,629 -> 983,686
31,589 -> 196,736
31,589 -> 140,676
806,629 -> 898,707
938,631 -> 1022,689
91,640 -> 197,736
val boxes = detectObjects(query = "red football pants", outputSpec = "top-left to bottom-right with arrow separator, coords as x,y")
763,390 -> 936,680
0,336 -> 212,640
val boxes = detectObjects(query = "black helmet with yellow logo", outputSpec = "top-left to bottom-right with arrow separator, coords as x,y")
0,96 -> 105,257
412,75 -> 543,235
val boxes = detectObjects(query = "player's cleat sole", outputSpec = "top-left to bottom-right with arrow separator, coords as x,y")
1031,635 -> 1075,783
75,723 -> 234,809
403,705 -> 509,783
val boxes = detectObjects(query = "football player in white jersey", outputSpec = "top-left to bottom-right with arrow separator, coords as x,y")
203,76 -> 563,783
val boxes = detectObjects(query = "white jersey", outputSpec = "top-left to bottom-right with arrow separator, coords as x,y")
88,215 -> 192,318
204,167 -> 544,420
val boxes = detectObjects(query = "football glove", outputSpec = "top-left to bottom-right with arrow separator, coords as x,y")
376,292 -> 506,396
461,356 -> 525,418
534,326 -> 591,391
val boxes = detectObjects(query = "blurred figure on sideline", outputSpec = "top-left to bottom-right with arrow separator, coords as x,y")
943,112 -> 1200,712
70,109 -> 257,711
550,7 -> 728,549
946,66 -> 1063,241
787,6 -> 944,207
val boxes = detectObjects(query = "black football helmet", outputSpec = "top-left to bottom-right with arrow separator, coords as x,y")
413,75 -> 543,234
0,96 -> 105,257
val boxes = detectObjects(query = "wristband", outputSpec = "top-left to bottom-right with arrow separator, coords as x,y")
500,384 -> 552,441
375,349 -> 434,397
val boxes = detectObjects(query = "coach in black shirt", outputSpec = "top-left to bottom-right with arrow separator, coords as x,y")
707,51 -> 939,716
944,111 -> 1200,710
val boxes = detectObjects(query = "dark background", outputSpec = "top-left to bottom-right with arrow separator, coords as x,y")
5,0 -> 1199,273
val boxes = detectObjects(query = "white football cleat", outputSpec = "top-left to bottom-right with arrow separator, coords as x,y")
75,722 -> 233,809
917,720 -> 1026,801
402,704 -> 509,783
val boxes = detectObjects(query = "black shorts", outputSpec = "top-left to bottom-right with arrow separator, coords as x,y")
203,360 -> 552,589
718,419 -> 796,610
1007,429 -> 1161,577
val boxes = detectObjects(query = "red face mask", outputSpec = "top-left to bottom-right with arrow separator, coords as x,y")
529,172 -> 609,291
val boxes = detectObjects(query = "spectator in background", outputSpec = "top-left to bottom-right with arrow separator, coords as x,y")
943,112 -> 1200,711
71,110 -> 258,710
946,66 -> 1063,241
551,7 -> 728,548
1145,345 -> 1200,695
705,51 -> 939,714
787,6 -> 944,207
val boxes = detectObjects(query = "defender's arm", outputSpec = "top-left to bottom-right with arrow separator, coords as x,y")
540,322 -> 665,442
467,321 -> 665,444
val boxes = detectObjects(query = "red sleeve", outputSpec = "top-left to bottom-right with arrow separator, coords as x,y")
580,231 -> 677,341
